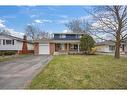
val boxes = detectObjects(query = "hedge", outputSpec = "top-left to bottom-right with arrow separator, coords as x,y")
0,51 -> 17,56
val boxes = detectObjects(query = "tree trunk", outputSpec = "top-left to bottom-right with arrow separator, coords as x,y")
114,6 -> 122,59
114,30 -> 121,59
114,41 -> 120,59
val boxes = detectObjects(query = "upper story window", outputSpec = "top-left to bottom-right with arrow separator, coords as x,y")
60,34 -> 66,38
76,34 -> 82,39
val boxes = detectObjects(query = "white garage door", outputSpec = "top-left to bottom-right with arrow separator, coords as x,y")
39,44 -> 50,55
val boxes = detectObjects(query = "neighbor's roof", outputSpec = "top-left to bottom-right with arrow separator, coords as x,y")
96,40 -> 115,46
0,33 -> 23,41
0,33 -> 33,44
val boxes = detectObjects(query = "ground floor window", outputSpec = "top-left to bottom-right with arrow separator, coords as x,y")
6,40 -> 12,45
2,39 -> 15,45
109,45 -> 115,51
70,44 -> 78,50
74,44 -> 78,49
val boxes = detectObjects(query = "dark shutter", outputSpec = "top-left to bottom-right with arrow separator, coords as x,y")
12,40 -> 14,45
3,40 -> 5,45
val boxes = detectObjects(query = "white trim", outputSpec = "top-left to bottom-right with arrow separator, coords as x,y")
78,43 -> 80,53
61,43 -> 65,50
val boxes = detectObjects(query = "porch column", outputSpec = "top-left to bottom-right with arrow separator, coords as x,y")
50,43 -> 55,55
67,43 -> 69,51
78,43 -> 80,53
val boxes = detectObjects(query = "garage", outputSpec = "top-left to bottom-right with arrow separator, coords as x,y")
39,44 -> 50,55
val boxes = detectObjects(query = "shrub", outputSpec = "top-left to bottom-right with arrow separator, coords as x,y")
0,51 -> 17,56
80,34 -> 95,54
90,47 -> 98,54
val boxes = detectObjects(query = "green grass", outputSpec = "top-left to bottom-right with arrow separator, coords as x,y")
0,54 -> 31,62
29,55 -> 127,89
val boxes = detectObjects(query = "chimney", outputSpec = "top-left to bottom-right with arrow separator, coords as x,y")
22,35 -> 28,54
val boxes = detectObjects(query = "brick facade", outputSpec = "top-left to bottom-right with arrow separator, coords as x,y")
50,43 -> 55,55
34,42 -> 39,55
18,50 -> 34,54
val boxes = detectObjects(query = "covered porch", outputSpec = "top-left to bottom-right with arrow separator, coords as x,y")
55,43 -> 80,54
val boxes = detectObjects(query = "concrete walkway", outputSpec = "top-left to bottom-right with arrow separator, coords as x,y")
0,55 -> 52,89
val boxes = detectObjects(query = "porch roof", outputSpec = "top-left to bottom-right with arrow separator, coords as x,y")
50,40 -> 80,43
96,40 -> 115,46
34,38 -> 51,44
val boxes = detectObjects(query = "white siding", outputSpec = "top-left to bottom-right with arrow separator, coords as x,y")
97,45 -> 124,53
0,40 -> 23,50
97,45 -> 114,52
0,35 -> 22,50
0,35 -> 34,51
125,43 -> 127,53
27,43 -> 34,50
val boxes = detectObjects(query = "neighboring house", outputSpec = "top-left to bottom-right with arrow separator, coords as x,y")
0,33 -> 34,53
96,40 -> 127,54
35,32 -> 84,55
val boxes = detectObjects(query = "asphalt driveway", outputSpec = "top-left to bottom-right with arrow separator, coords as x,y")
0,55 -> 52,89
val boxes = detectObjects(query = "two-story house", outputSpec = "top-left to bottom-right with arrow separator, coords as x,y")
35,32 -> 84,55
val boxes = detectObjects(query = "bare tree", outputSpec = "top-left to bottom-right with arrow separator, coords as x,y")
25,24 -> 51,41
25,24 -> 43,41
86,6 -> 127,59
40,31 -> 51,39
65,19 -> 89,33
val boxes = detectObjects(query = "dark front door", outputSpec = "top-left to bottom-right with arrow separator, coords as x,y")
55,43 -> 61,51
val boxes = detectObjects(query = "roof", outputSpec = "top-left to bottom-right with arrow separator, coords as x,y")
34,38 -> 80,44
96,40 -> 115,46
0,33 -> 33,44
53,32 -> 85,35
0,33 -> 23,41
34,38 -> 51,44
50,40 -> 80,43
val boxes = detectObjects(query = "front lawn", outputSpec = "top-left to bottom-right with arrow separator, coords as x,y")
29,55 -> 127,89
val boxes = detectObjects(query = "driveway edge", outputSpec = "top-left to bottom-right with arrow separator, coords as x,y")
24,55 -> 53,89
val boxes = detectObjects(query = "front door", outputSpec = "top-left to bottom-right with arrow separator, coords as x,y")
55,43 -> 61,51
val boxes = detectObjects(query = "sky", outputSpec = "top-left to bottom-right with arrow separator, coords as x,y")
0,6 -> 91,35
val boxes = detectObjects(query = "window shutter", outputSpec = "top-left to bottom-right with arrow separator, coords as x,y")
3,40 -> 5,45
12,40 -> 14,45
